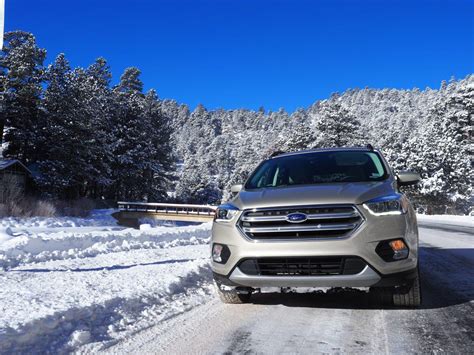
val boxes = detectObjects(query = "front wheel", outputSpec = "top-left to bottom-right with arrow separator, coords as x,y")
371,269 -> 422,307
214,279 -> 252,304
393,271 -> 422,307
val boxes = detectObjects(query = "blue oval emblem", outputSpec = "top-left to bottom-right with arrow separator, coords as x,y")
286,212 -> 307,223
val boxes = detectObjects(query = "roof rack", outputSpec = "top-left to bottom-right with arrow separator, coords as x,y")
269,150 -> 286,158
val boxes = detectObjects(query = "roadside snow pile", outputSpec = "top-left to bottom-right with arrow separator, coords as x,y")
0,220 -> 213,353
417,214 -> 473,228
0,222 -> 211,270
0,209 -> 118,229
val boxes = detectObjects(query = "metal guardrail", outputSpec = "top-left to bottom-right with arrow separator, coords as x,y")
118,201 -> 217,215
113,202 -> 218,228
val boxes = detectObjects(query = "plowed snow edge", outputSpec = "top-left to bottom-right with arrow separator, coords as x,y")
0,265 -> 213,354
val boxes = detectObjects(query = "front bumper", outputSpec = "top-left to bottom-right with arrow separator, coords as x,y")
228,264 -> 381,288
211,204 -> 418,288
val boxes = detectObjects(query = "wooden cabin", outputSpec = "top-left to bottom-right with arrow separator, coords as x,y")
0,160 -> 34,203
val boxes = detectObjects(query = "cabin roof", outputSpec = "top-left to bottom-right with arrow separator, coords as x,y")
0,159 -> 32,174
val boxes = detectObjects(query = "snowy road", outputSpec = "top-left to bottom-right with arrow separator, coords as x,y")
105,218 -> 474,355
0,213 -> 472,354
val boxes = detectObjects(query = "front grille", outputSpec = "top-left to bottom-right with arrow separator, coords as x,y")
238,205 -> 363,240
238,257 -> 367,276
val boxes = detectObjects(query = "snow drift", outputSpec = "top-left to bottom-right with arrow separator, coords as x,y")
0,211 -> 213,353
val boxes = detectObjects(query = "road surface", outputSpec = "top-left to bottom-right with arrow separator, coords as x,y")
105,219 -> 474,354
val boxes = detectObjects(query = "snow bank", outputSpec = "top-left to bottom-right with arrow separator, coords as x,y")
417,214 -> 473,228
0,209 -> 118,229
0,222 -> 211,270
0,255 -> 213,353
0,219 -> 213,353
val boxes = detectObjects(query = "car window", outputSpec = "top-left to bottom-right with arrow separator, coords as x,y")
246,151 -> 388,189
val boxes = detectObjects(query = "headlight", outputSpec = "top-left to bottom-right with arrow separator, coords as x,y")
363,194 -> 407,216
214,204 -> 240,221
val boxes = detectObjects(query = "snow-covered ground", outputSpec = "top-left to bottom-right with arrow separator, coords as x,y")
0,209 -> 118,229
0,210 -> 213,353
0,211 -> 472,354
417,213 -> 473,228
105,215 -> 474,354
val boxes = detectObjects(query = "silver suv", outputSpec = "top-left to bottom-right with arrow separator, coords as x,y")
211,147 -> 421,307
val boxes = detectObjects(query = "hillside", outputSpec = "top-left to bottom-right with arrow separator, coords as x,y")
1,31 -> 472,213
166,76 -> 473,213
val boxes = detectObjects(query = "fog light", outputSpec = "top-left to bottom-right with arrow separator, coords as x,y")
389,239 -> 409,260
212,243 -> 231,264
376,239 -> 409,262
212,244 -> 223,262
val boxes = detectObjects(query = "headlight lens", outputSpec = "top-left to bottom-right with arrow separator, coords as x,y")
363,194 -> 407,216
214,204 -> 240,221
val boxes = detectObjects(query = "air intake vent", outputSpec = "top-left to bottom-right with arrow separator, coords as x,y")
238,205 -> 363,241
238,257 -> 367,276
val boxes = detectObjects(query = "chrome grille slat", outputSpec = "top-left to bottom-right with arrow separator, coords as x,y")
238,205 -> 363,241
242,223 -> 358,233
241,211 -> 359,222
241,215 -> 288,222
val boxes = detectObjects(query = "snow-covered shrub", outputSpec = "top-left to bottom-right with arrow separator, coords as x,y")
0,198 -> 57,217
33,200 -> 57,217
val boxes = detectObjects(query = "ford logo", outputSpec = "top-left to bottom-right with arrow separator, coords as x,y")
286,212 -> 308,223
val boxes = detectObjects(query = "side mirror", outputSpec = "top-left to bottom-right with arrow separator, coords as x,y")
231,184 -> 243,195
397,171 -> 421,186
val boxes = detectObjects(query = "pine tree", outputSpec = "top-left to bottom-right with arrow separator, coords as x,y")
314,102 -> 363,148
1,31 -> 46,161
40,55 -> 115,198
111,67 -> 147,199
407,77 -> 473,212
141,89 -> 174,200
83,58 -> 115,197
110,68 -> 173,200
39,53 -> 75,193
275,109 -> 316,152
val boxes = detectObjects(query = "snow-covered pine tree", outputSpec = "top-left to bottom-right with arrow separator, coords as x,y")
82,58 -> 115,198
314,102 -> 364,148
40,55 -> 115,198
273,109 -> 316,152
39,53 -> 76,194
110,67 -> 173,201
141,89 -> 174,201
1,31 -> 46,162
111,67 -> 148,200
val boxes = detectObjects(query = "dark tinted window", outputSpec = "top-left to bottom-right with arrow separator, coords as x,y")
246,151 -> 387,189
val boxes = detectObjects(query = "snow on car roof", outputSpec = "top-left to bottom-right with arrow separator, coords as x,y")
270,146 -> 378,159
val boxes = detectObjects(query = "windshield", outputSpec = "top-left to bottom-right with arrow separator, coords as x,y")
245,151 -> 388,189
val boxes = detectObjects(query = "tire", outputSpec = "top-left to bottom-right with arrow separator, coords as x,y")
370,268 -> 422,307
370,286 -> 394,306
393,270 -> 422,307
214,280 -> 252,304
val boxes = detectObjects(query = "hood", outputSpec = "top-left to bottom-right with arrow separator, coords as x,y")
231,180 -> 396,210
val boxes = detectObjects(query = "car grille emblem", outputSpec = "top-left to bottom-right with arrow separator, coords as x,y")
286,212 -> 308,223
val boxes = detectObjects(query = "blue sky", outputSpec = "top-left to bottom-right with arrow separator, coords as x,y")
5,0 -> 474,112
